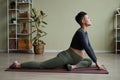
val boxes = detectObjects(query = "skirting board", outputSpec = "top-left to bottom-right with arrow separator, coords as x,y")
0,50 -> 114,53
0,50 -> 7,53
45,50 -> 114,53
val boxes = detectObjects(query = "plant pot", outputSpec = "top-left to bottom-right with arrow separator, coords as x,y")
33,44 -> 44,54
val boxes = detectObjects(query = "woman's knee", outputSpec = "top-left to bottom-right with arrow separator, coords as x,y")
82,58 -> 92,66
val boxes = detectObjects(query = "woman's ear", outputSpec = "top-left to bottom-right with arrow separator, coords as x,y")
82,19 -> 85,24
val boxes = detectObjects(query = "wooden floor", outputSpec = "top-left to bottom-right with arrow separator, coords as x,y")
0,52 -> 120,80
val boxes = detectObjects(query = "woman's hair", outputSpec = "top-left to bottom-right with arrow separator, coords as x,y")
75,11 -> 87,26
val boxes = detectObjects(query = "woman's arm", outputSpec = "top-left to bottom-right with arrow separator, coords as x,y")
80,32 -> 105,70
79,32 -> 97,63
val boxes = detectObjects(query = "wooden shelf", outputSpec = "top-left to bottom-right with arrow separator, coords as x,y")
7,0 -> 32,53
114,8 -> 120,54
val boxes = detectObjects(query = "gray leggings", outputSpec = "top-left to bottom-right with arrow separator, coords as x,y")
21,49 -> 92,69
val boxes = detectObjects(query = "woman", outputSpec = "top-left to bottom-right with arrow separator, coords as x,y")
9,11 -> 105,71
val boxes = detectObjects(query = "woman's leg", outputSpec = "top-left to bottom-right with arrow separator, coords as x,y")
9,49 -> 81,69
21,50 -> 74,69
76,58 -> 92,68
21,56 -> 64,69
66,58 -> 92,71
9,57 -> 64,69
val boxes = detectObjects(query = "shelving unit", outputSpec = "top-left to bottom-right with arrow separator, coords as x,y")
114,8 -> 120,54
7,0 -> 32,53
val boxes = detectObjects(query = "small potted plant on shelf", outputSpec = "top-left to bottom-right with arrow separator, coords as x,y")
30,8 -> 47,54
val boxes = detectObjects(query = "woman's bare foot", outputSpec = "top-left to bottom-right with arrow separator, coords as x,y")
71,65 -> 77,69
9,61 -> 21,69
66,64 -> 77,71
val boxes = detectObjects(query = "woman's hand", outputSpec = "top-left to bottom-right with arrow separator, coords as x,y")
95,62 -> 105,70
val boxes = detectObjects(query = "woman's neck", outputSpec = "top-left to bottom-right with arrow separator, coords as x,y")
81,25 -> 88,32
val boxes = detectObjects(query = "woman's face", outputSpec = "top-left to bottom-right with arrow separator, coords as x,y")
82,15 -> 92,26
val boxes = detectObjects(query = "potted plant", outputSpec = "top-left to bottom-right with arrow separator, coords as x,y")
30,8 -> 47,54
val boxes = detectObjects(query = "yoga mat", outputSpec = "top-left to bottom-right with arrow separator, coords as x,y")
5,65 -> 109,74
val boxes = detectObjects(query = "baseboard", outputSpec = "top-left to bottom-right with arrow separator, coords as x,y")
94,50 -> 114,53
45,50 -> 114,53
0,50 -> 7,53
45,50 -> 62,53
0,50 -> 114,53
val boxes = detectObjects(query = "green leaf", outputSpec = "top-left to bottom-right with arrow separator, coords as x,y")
30,30 -> 36,35
42,21 -> 47,25
41,25 -> 46,28
37,29 -> 42,33
32,36 -> 37,41
32,8 -> 37,17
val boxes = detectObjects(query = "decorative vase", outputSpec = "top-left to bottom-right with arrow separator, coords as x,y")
34,44 -> 44,54
21,23 -> 28,33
